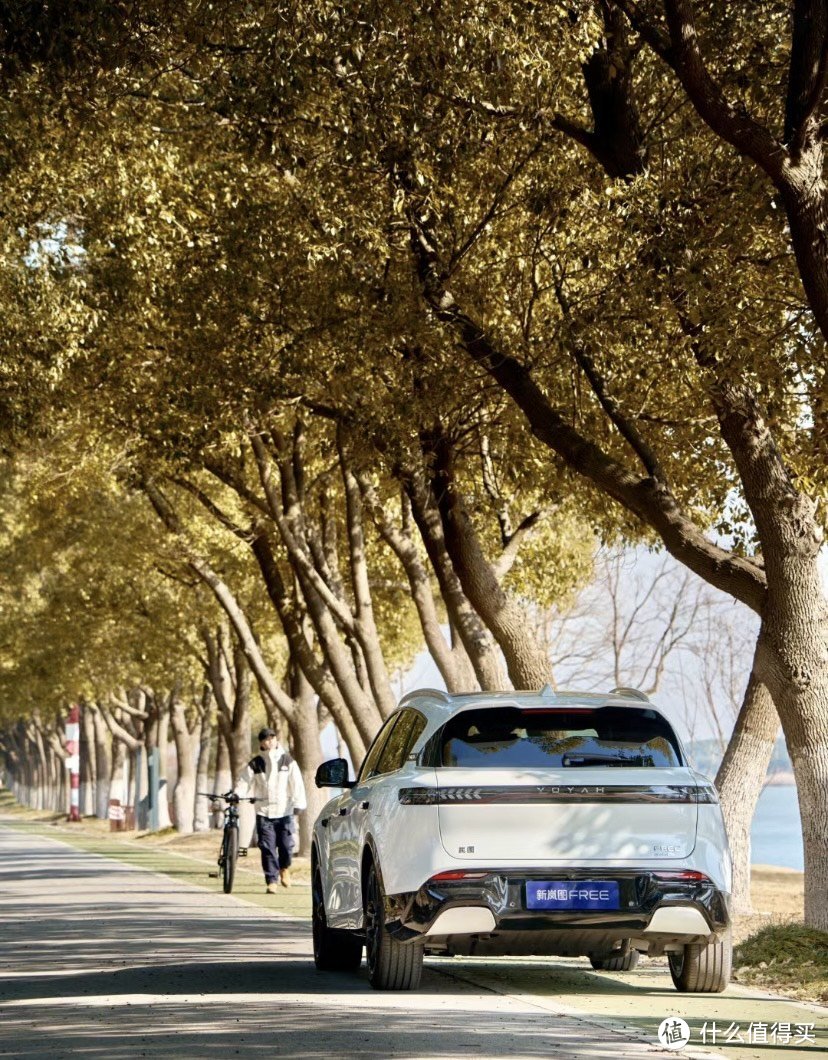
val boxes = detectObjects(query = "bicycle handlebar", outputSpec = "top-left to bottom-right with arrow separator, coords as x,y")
197,792 -> 258,803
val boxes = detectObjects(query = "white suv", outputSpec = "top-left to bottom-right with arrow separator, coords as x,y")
311,687 -> 732,992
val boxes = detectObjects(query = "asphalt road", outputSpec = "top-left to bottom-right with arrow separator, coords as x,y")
0,825 -> 822,1060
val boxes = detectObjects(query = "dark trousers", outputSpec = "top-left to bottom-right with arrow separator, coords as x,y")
256,815 -> 293,883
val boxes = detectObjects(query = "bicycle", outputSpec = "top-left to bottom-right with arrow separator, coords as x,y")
198,791 -> 257,893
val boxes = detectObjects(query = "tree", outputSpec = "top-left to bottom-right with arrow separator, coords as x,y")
4,1 -> 823,923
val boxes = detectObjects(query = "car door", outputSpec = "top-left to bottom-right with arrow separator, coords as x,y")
326,714 -> 399,928
318,788 -> 354,918
346,710 -> 427,916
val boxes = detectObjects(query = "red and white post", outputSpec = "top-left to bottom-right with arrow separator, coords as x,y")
66,704 -> 81,822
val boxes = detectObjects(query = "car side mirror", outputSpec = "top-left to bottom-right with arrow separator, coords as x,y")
315,758 -> 353,788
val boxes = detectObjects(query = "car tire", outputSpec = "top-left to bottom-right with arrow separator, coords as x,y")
589,947 -> 639,972
365,862 -> 423,991
221,827 -> 238,894
668,930 -> 732,993
312,869 -> 363,972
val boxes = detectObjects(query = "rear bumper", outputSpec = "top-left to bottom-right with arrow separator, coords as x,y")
384,869 -> 730,954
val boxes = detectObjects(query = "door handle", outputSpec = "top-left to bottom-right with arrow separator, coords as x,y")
338,807 -> 349,816
361,801 -> 370,810
320,817 -> 329,827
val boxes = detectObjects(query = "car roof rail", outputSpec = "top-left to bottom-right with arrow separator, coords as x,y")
398,687 -> 452,707
609,686 -> 650,702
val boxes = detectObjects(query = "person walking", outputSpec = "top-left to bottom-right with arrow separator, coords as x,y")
235,726 -> 307,893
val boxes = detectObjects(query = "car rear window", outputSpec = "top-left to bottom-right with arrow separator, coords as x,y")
437,706 -> 682,768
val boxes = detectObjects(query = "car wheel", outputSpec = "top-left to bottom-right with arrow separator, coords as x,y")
364,861 -> 423,991
589,947 -> 639,972
312,869 -> 363,972
668,930 -> 732,993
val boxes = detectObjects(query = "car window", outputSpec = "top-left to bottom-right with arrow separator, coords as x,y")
403,711 -> 427,757
439,706 -> 682,768
358,714 -> 400,783
374,710 -> 427,776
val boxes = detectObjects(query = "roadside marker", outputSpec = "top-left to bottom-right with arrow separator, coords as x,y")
66,704 -> 81,822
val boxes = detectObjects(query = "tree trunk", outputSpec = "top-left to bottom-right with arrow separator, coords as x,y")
715,658 -> 780,914
756,578 -> 828,930
287,706 -> 325,856
425,423 -> 552,690
21,726 -> 34,807
132,746 -> 148,828
169,696 -> 197,835
194,689 -> 213,831
203,627 -> 254,786
213,733 -> 231,827
155,707 -> 173,830
228,647 -> 252,781
109,738 -> 127,807
359,475 -> 478,692
249,538 -> 368,763
30,724 -> 48,810
92,707 -> 113,819
303,564 -> 385,740
80,703 -> 96,817
338,431 -> 398,717
15,727 -> 30,807
711,381 -> 828,930
404,470 -> 507,689
780,161 -> 828,345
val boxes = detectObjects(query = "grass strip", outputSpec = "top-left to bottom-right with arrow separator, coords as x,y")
734,923 -> 828,1004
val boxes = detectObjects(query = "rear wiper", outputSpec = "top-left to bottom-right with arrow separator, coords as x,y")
562,753 -> 654,767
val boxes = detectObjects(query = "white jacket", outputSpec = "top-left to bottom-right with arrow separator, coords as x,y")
235,746 -> 307,819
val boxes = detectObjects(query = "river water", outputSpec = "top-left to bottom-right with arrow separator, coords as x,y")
751,784 -> 803,870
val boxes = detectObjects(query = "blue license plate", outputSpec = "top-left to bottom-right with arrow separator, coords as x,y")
526,880 -> 620,910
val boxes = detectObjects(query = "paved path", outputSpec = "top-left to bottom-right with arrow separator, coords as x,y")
0,825 -> 820,1059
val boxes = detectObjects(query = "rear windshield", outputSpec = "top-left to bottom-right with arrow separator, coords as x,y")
437,706 -> 682,769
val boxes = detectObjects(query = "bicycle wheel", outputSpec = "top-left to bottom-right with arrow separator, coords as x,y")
222,825 -> 239,893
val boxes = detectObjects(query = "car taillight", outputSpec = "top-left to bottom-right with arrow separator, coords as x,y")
520,708 -> 594,713
428,870 -> 489,882
653,871 -> 710,883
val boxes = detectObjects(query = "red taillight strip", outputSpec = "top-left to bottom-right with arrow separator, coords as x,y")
653,871 -> 710,882
519,708 -> 595,714
428,870 -> 489,882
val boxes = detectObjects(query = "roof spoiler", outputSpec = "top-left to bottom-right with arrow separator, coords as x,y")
609,686 -> 650,702
398,687 -> 452,708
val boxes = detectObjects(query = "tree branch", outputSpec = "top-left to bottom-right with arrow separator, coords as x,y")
615,0 -> 787,178
396,165 -> 768,613
785,0 -> 828,154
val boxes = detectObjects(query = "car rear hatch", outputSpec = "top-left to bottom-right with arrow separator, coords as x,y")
433,704 -> 698,861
